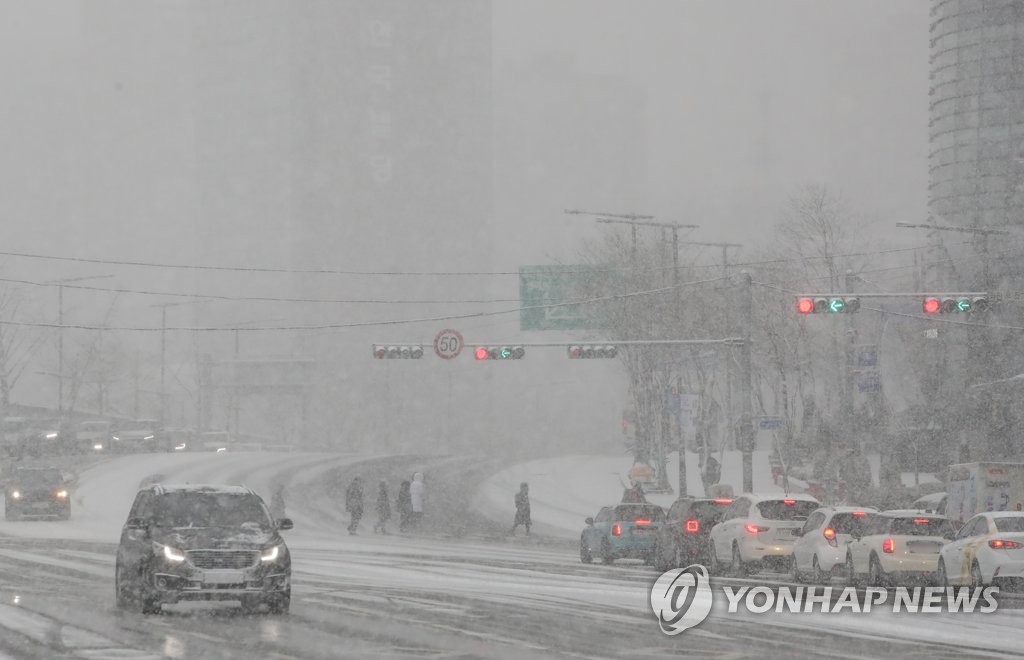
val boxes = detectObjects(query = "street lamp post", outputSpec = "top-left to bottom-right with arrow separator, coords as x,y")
153,300 -> 207,428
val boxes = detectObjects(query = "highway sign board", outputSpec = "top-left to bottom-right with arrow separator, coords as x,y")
519,264 -> 600,331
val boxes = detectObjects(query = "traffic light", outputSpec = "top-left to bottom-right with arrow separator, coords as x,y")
795,296 -> 860,314
372,344 -> 425,359
474,345 -> 525,360
567,344 -> 618,359
922,296 -> 988,314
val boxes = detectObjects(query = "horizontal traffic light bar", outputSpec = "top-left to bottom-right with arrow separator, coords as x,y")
568,344 -> 617,359
475,345 -> 525,360
372,344 -> 424,359
796,296 -> 860,314
922,296 -> 988,314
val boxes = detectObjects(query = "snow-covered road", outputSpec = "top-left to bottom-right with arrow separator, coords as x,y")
0,452 -> 1018,658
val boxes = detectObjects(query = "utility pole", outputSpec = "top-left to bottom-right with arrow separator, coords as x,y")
44,274 -> 114,427
153,300 -> 209,429
739,271 -> 755,493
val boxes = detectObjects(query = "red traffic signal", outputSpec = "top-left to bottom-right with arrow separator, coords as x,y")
475,346 -> 490,360
796,297 -> 815,314
923,297 -> 941,314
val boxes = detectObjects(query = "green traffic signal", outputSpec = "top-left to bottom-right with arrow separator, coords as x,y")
828,298 -> 845,313
956,298 -> 971,312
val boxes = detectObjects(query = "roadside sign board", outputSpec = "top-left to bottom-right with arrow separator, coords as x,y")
758,416 -> 784,431
857,372 -> 881,392
854,345 -> 878,368
519,264 -> 600,331
433,329 -> 464,360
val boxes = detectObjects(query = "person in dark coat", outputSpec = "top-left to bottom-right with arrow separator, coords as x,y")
396,480 -> 412,532
374,480 -> 391,534
345,477 -> 364,535
511,482 -> 531,536
622,481 -> 647,504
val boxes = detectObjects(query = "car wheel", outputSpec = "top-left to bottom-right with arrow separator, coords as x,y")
268,592 -> 290,615
732,543 -> 747,577
580,535 -> 593,564
601,538 -> 615,565
845,553 -> 859,587
115,563 -> 133,610
708,541 -> 722,575
869,555 -> 886,587
971,562 -> 984,589
812,556 -> 828,584
790,554 -> 805,583
937,559 -> 948,588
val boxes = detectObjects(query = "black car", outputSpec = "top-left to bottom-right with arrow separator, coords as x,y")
4,466 -> 71,521
653,497 -> 734,571
115,484 -> 293,615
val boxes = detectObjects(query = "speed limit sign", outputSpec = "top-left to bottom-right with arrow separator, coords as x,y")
433,329 -> 464,360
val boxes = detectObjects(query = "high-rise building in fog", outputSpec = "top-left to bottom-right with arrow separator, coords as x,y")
929,1 -> 1024,239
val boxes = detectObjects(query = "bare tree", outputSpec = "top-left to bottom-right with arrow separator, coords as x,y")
0,285 -> 48,430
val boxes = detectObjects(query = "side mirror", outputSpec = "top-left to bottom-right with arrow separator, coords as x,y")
277,518 -> 294,531
125,517 -> 149,531
943,530 -> 956,541
585,517 -> 594,526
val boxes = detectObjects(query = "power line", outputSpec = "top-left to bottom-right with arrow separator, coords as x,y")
0,240 -> 982,279
1,276 -> 728,333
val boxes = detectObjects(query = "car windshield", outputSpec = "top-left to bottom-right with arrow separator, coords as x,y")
614,505 -> 664,522
995,517 -> 1024,533
830,513 -> 873,534
16,469 -> 63,485
757,500 -> 818,521
889,517 -> 952,536
152,493 -> 271,528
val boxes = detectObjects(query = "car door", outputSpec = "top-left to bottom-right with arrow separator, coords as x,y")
959,516 -> 993,582
712,498 -> 748,561
851,515 -> 886,575
942,516 -> 979,584
586,507 -> 611,549
794,511 -> 827,571
118,491 -> 154,570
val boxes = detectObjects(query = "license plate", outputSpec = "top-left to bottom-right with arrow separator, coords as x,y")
203,571 -> 244,585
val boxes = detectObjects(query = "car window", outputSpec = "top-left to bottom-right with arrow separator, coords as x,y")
688,500 -> 731,524
802,511 -> 826,534
152,493 -> 272,528
961,516 -> 986,538
16,469 -> 63,485
614,505 -> 664,522
757,500 -> 817,521
595,507 -> 613,523
830,512 -> 873,534
995,517 -> 1024,533
890,517 -> 952,536
867,516 -> 890,535
130,491 -> 154,520
667,500 -> 685,519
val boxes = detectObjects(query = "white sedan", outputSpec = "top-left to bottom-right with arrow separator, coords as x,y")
791,506 -> 876,583
938,511 -> 1024,590
845,513 -> 954,586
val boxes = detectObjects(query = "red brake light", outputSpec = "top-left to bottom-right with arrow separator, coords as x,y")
823,527 -> 837,547
783,499 -> 796,505
913,518 -> 931,524
612,523 -> 622,537
635,519 -> 652,526
745,524 -> 767,534
852,511 -> 867,517
714,498 -> 733,504
989,539 -> 1022,549
685,519 -> 700,533
882,538 -> 895,553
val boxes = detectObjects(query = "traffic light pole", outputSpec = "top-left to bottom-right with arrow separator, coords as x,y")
739,271 -> 754,494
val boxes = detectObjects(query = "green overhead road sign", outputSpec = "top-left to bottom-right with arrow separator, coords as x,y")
519,265 -> 600,331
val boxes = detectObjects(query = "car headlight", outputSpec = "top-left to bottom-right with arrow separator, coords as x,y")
261,545 -> 280,562
93,443 -> 104,451
161,544 -> 186,562
56,490 -> 68,499
10,491 -> 20,500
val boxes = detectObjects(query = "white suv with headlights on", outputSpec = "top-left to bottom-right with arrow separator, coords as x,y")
708,493 -> 819,575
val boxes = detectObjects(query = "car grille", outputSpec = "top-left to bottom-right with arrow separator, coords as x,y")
186,550 -> 258,569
